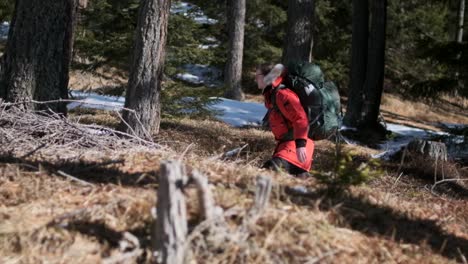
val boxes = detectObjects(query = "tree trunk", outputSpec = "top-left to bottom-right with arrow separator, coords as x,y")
343,0 -> 369,128
120,0 -> 171,138
224,0 -> 246,101
0,0 -> 78,114
282,0 -> 315,65
457,0 -> 465,43
361,0 -> 387,128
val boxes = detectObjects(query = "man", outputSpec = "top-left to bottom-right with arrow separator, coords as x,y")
256,63 -> 314,176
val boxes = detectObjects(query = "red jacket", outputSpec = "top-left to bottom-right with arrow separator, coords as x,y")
263,77 -> 314,171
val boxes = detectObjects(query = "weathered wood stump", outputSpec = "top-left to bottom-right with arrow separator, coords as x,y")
153,160 -> 188,264
247,175 -> 272,222
152,160 -> 274,263
407,139 -> 447,161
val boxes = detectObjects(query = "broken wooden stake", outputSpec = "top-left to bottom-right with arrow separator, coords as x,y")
191,169 -> 222,221
153,160 -> 188,264
246,175 -> 272,223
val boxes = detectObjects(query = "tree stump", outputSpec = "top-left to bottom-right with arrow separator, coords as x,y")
191,169 -> 223,221
407,139 -> 447,161
246,175 -> 272,224
153,160 -> 188,264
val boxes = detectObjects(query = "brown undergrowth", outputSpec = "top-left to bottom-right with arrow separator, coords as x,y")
0,93 -> 467,263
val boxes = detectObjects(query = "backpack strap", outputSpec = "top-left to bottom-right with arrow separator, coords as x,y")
270,85 -> 294,142
289,74 -> 325,127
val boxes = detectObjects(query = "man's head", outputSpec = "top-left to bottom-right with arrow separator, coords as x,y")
255,63 -> 285,90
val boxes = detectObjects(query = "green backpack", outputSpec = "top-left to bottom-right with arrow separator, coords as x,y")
274,61 -> 342,141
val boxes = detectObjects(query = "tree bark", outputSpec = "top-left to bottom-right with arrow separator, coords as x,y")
0,0 -> 78,114
457,0 -> 465,43
224,0 -> 246,101
120,0 -> 171,138
282,0 -> 315,65
361,0 -> 387,128
343,0 -> 368,128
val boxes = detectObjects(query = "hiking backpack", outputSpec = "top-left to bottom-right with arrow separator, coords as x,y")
275,61 -> 342,141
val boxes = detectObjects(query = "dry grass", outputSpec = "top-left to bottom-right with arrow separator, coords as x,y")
69,66 -> 127,93
380,93 -> 468,131
1,90 -> 467,263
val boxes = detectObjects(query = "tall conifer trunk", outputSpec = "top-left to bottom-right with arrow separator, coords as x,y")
361,0 -> 387,127
120,0 -> 170,138
0,0 -> 78,114
457,0 -> 465,43
224,0 -> 246,101
282,0 -> 315,64
344,0 -> 368,128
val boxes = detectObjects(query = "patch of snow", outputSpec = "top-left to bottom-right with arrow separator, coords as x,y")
170,2 -> 217,25
0,21 -> 9,40
371,124 -> 448,160
193,15 -> 217,25
207,97 -> 267,128
170,2 -> 193,15
198,43 -> 219,49
175,73 -> 203,84
439,123 -> 467,130
175,64 -> 222,87
68,91 -> 124,111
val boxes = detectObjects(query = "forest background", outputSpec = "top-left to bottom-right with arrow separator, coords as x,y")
1,0 -> 466,101
0,0 -> 468,263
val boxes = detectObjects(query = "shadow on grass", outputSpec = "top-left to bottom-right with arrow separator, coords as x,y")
47,219 -> 152,263
158,120 -> 275,157
382,160 -> 468,200
0,154 -> 158,187
285,187 -> 468,262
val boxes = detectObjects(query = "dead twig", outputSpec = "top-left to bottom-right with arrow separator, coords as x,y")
431,178 -> 468,193
392,172 -> 404,189
179,143 -> 195,162
57,170 -> 95,187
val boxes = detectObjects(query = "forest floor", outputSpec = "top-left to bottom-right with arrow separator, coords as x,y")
0,70 -> 467,263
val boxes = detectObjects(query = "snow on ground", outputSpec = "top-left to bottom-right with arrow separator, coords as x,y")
207,97 -> 266,127
175,64 -> 222,87
69,91 -> 265,127
170,2 -> 217,24
69,91 -> 125,111
371,123 -> 446,159
0,21 -> 9,40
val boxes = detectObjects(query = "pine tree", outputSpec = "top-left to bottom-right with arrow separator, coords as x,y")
119,0 -> 170,138
344,0 -> 387,133
456,0 -> 465,43
343,0 -> 368,128
0,0 -> 78,114
361,0 -> 387,128
224,0 -> 246,100
282,0 -> 315,64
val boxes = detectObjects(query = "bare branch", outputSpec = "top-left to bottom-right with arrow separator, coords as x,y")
57,170 -> 95,187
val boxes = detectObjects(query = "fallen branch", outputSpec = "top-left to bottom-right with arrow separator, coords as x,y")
431,178 -> 468,193
57,170 -> 95,187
